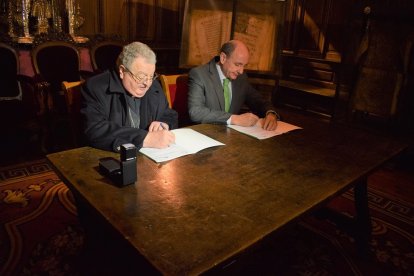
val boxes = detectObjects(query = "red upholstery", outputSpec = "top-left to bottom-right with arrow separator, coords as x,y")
159,74 -> 190,127
169,75 -> 189,125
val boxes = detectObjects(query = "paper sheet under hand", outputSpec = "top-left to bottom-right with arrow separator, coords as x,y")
139,128 -> 225,163
227,121 -> 302,140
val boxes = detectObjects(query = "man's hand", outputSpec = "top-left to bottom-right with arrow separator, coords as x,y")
148,121 -> 169,132
143,130 -> 175,148
261,112 -> 278,131
230,113 -> 259,127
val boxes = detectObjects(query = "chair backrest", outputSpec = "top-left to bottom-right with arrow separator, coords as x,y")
32,41 -> 81,93
62,80 -> 84,146
90,40 -> 124,73
159,74 -> 190,126
0,42 -> 22,100
0,43 -> 40,150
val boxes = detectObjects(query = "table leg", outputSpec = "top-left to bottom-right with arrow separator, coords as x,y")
353,177 -> 372,256
314,176 -> 373,256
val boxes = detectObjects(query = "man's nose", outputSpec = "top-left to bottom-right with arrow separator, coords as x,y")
142,78 -> 152,85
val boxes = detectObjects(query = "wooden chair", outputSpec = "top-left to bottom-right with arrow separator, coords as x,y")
0,42 -> 23,101
90,40 -> 124,73
30,41 -> 88,151
31,41 -> 85,113
32,41 -> 82,89
0,42 -> 38,114
0,42 -> 45,154
159,74 -> 191,127
62,80 -> 85,147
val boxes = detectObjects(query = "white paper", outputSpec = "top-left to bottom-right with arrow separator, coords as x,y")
139,128 -> 225,163
227,121 -> 302,140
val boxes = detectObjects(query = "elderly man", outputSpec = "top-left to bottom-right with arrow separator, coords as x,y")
81,41 -> 177,152
188,39 -> 279,130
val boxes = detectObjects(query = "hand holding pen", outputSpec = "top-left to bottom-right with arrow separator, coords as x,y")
144,121 -> 175,148
160,122 -> 167,130
148,121 -> 169,132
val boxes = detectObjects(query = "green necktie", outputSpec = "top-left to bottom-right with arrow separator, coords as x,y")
223,78 -> 230,112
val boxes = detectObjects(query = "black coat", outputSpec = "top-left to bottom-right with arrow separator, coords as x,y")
80,69 -> 178,152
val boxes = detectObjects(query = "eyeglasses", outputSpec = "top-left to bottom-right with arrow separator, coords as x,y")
123,66 -> 159,84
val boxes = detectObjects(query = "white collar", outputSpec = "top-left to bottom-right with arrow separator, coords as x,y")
216,63 -> 227,82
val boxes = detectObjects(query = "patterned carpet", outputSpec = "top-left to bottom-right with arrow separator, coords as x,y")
0,158 -> 413,275
0,160 -> 84,275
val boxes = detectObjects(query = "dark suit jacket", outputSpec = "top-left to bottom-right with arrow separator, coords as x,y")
80,69 -> 178,152
188,57 -> 275,124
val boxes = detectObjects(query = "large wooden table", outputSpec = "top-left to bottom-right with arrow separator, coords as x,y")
47,112 -> 406,275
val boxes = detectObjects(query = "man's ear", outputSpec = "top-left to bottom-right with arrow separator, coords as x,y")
119,66 -> 125,79
219,52 -> 227,64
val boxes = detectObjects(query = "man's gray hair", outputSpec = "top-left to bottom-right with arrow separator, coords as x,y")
117,41 -> 157,68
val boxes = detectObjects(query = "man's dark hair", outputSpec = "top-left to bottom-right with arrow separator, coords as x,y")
220,41 -> 236,56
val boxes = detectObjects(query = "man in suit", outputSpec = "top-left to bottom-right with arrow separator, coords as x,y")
81,41 -> 177,152
188,40 -> 279,130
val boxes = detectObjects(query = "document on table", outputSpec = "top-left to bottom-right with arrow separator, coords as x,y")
227,121 -> 302,140
139,128 -> 225,163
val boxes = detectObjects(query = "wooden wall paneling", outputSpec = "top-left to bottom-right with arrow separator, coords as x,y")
77,0 -> 99,35
282,0 -> 352,60
88,0 -> 185,73
154,0 -> 182,45
127,0 -> 156,42
153,0 -> 186,74
281,0 -> 297,54
281,0 -> 354,81
324,0 -> 353,62
101,0 -> 128,39
278,0 -> 354,116
296,0 -> 327,58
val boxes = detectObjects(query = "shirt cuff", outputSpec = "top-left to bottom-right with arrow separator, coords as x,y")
266,110 -> 280,120
226,117 -> 232,125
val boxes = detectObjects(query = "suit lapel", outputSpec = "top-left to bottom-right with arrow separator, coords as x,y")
208,58 -> 226,111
